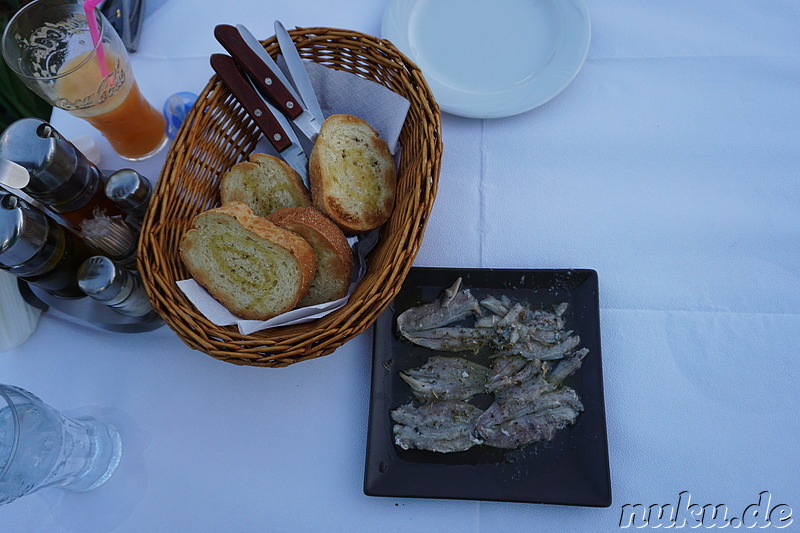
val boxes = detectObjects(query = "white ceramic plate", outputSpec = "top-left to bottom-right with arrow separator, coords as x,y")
381,0 -> 591,118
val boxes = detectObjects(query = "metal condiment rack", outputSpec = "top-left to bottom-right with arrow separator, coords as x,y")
19,280 -> 163,334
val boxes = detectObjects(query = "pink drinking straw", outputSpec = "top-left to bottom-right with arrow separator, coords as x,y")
83,0 -> 110,78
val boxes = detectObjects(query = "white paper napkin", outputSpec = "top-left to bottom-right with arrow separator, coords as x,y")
304,60 -> 409,155
177,60 -> 409,335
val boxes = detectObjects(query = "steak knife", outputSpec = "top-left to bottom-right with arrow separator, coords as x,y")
214,24 -> 321,144
274,20 -> 325,134
209,53 -> 309,181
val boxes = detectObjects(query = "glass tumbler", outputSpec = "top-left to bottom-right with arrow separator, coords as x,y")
1,0 -> 167,160
0,384 -> 122,506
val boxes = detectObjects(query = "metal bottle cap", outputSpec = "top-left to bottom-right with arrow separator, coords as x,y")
77,256 -> 124,301
0,195 -> 49,268
0,118 -> 78,197
105,169 -> 152,215
77,255 -> 154,317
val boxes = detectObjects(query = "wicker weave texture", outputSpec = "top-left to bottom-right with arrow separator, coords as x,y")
138,28 -> 442,367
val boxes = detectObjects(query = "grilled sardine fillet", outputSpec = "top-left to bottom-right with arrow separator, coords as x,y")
494,334 -> 581,362
474,387 -> 584,449
475,405 -> 582,449
397,278 -> 482,336
546,348 -> 589,385
393,280 -> 592,452
397,282 -> 577,360
399,356 -> 489,402
399,327 -> 488,352
485,355 -> 543,397
392,401 -> 484,453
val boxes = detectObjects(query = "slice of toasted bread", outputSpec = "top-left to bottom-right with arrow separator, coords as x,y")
179,202 -> 316,320
268,207 -> 354,307
220,153 -> 312,218
309,114 -> 396,234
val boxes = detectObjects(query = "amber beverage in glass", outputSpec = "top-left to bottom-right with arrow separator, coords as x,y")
2,0 -> 167,161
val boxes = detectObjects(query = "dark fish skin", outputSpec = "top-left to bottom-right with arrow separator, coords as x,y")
399,356 -> 489,402
391,401 -> 484,453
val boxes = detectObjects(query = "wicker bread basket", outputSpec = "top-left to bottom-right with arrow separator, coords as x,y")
138,27 -> 442,367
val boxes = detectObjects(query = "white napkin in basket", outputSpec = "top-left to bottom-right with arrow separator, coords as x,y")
177,60 -> 410,335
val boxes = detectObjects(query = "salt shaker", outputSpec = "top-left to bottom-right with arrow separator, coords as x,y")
77,256 -> 155,317
105,169 -> 152,224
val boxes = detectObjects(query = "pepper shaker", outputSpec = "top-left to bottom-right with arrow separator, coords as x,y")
77,256 -> 155,317
105,169 -> 152,225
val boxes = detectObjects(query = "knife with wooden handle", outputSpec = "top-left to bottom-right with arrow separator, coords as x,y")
214,24 -> 304,122
210,53 -> 292,153
215,23 -> 322,144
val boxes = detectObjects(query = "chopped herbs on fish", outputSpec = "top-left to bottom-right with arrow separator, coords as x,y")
392,278 -> 590,453
398,278 -> 580,361
486,356 -> 547,400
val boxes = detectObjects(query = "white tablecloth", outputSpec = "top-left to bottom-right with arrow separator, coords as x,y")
1,1 -> 798,531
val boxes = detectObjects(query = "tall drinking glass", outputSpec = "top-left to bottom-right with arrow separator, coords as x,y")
1,0 -> 167,160
0,384 -> 122,506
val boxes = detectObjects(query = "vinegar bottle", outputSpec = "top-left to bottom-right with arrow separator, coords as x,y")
0,119 -> 141,265
0,194 -> 97,298
0,118 -> 125,227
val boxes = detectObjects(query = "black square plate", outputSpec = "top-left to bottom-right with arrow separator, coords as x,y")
364,268 -> 611,506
